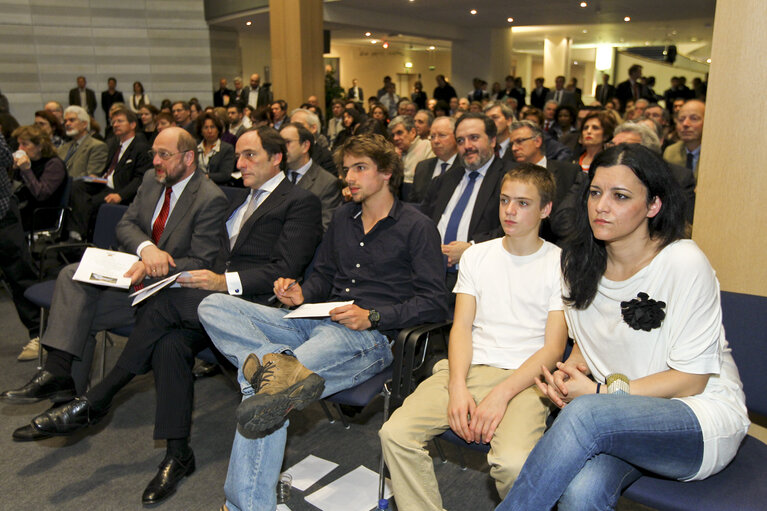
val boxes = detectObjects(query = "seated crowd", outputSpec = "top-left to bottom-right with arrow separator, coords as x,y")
0,66 -> 746,511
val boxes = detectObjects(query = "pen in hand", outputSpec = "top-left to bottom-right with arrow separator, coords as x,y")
268,280 -> 299,303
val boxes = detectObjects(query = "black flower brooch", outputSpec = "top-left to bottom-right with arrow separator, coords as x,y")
620,292 -> 666,331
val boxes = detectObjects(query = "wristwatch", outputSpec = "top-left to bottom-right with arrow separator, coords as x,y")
368,309 -> 381,330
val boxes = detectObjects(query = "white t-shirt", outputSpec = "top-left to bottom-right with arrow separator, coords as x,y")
565,240 -> 749,480
454,238 -> 563,370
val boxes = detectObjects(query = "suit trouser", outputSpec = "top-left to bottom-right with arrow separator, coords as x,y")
0,199 -> 40,337
69,181 -> 110,236
116,288 -> 214,439
379,359 -> 551,511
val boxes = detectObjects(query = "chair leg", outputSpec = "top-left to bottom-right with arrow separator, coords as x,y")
432,437 -> 448,464
36,307 -> 47,371
332,402 -> 351,429
377,383 -> 392,509
319,400 -> 336,424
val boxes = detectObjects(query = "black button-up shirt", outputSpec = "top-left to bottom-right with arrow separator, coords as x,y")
302,199 -> 448,333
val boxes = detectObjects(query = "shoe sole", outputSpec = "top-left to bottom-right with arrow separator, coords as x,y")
236,374 -> 325,435
1,388 -> 76,405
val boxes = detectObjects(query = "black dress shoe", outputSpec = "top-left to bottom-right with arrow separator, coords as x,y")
142,451 -> 196,506
12,424 -> 53,442
0,370 -> 76,404
193,360 -> 221,380
31,397 -> 108,436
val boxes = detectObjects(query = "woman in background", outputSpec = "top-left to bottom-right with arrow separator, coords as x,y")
195,112 -> 234,185
129,81 -> 150,113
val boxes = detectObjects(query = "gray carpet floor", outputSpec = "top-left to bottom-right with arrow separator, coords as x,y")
0,286 -> 653,511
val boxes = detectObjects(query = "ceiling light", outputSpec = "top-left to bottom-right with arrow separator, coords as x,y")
405,62 -> 413,68
428,45 -> 436,50
370,39 -> 378,44
507,17 -> 514,23
574,60 -> 579,65
470,9 -> 477,15
706,58 -> 711,63
645,41 -> 650,45
672,30 -> 678,35
691,37 -> 698,42
582,29 -> 588,33
624,16 -> 631,22
365,32 -> 371,37
382,41 -> 389,49
245,21 -> 252,26
580,2 -> 588,7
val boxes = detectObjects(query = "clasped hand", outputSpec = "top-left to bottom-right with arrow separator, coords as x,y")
448,385 -> 509,444
535,362 -> 594,409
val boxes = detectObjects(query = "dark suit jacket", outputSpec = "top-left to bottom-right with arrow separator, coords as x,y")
116,169 -> 229,274
595,83 -> 616,105
240,85 -> 273,109
546,89 -> 579,109
616,80 -> 651,110
311,141 -> 337,175
542,159 -> 585,243
421,156 -> 508,244
667,161 -> 696,225
101,90 -> 125,116
69,87 -> 97,115
347,86 -> 364,102
214,180 -> 323,303
530,87 -> 550,110
410,156 -> 460,205
213,87 -> 234,108
103,134 -> 152,203
200,141 -> 235,185
293,161 -> 342,232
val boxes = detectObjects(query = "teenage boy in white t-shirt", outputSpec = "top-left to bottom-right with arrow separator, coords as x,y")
380,163 -> 568,511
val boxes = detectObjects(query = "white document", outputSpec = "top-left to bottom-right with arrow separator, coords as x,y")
283,454 -> 339,492
304,465 -> 392,511
72,247 -> 139,289
231,170 -> 242,179
283,301 -> 354,319
129,272 -> 185,306
276,505 -> 291,511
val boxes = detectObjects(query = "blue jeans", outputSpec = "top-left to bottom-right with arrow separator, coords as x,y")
495,394 -> 704,511
197,294 -> 394,511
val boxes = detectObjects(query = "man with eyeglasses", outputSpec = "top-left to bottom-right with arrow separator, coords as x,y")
4,127 -> 227,445
171,101 -> 194,135
422,112 -> 511,306
8,126 -> 322,506
68,108 -> 152,240
508,120 -> 584,243
409,116 -> 460,204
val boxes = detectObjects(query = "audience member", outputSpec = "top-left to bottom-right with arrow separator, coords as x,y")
433,74 -> 458,104
484,101 -> 515,160
129,81 -> 150,113
68,108 -> 152,238
289,108 -> 337,174
381,163 -> 567,510
663,99 -> 704,178
410,116 -> 459,205
172,101 -> 194,135
57,105 -> 108,178
552,105 -> 578,150
231,76 -> 246,106
226,103 -> 248,139
414,109 -> 434,140
388,115 -> 435,199
11,124 -> 67,231
196,132 -> 448,511
326,98 -> 345,147
155,111 -> 176,132
195,111 -> 234,185
379,82 -> 400,120
138,104 -> 160,144
19,126 -> 318,506
546,76 -> 578,109
101,77 -> 125,118
616,64 -> 649,113
44,101 -> 64,125
189,102 -> 202,124
347,78 -> 364,103
34,109 -> 65,148
411,81 -> 427,110
542,100 -> 558,133
576,111 -> 615,172
530,77 -> 549,110
595,73 -> 616,106
270,100 -> 288,130
280,122 -> 341,231
68,76 -> 97,116
214,78 -> 234,108
243,74 -> 273,111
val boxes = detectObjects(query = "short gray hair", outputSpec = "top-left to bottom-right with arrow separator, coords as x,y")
484,100 -> 514,120
290,107 -> 320,131
388,115 -> 415,133
510,120 -> 543,140
614,122 -> 662,154
415,109 -> 434,125
544,99 -> 558,109
63,105 -> 90,130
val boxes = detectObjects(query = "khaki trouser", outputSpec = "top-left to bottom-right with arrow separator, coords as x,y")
379,359 -> 551,511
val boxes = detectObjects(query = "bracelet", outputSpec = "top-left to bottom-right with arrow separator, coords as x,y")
595,382 -> 601,394
606,373 -> 630,395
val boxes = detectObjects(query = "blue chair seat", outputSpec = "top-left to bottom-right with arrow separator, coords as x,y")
325,366 -> 393,407
24,280 -> 56,309
623,435 -> 767,511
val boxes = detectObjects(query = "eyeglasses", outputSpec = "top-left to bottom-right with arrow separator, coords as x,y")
510,136 -> 536,146
148,149 -> 189,160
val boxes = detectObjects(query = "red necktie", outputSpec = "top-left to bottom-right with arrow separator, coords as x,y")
151,187 -> 172,243
104,144 -> 120,177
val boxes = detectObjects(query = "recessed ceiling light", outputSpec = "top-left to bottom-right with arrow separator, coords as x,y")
582,29 -> 588,33
245,21 -> 252,26
428,45 -> 436,50
371,39 -> 378,44
645,41 -> 650,46
624,16 -> 631,22
382,41 -> 389,49
672,30 -> 678,35
365,32 -> 371,37
691,37 -> 698,42
706,58 -> 711,63
574,60 -> 579,65
507,17 -> 514,23
580,2 -> 588,7
405,62 -> 413,68
470,9 -> 477,15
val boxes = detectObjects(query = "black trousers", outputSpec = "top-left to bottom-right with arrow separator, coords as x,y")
0,198 -> 40,337
69,181 -> 111,237
116,288 -> 215,440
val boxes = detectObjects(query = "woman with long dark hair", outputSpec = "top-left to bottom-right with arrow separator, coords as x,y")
129,81 -> 150,113
497,144 -> 748,511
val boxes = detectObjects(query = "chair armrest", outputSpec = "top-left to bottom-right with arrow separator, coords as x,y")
390,321 -> 452,406
37,242 -> 94,279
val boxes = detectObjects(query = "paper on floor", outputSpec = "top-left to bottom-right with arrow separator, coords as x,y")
283,454 -> 339,491
304,465 -> 392,511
